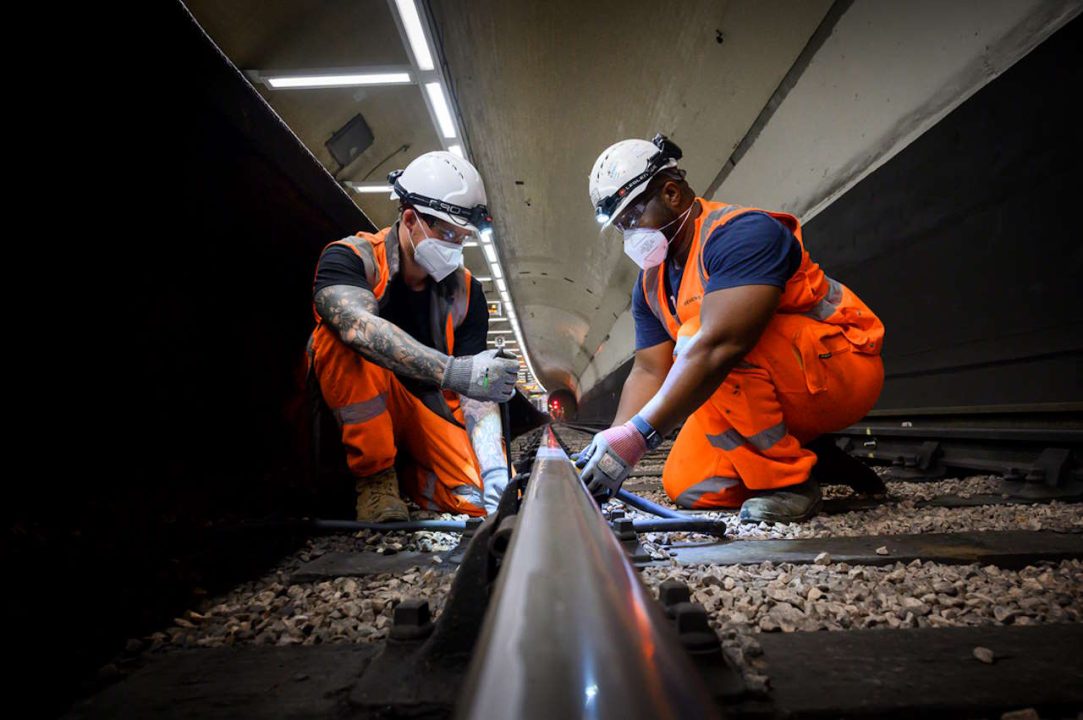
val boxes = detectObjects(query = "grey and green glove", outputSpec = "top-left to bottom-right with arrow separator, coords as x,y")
441,348 -> 519,402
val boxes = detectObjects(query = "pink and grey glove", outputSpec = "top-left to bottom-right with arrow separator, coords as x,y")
574,422 -> 648,496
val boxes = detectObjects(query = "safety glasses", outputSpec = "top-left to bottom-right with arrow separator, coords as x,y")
612,193 -> 654,232
424,216 -> 475,245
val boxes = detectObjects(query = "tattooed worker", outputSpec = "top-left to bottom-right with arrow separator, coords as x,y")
307,152 -> 518,522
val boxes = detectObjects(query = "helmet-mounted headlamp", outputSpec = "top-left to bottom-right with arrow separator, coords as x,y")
388,169 -> 494,237
594,133 -> 684,224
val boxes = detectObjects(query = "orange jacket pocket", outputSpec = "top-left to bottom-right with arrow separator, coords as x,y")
794,323 -> 851,395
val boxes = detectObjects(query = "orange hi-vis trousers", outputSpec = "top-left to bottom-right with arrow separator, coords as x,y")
310,327 -> 487,517
662,313 -> 884,509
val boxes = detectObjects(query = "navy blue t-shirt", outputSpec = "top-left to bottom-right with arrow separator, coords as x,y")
631,211 -> 801,350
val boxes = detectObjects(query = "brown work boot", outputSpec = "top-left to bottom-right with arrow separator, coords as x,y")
738,479 -> 823,524
355,467 -> 409,523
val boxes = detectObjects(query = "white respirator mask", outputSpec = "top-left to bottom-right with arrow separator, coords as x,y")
411,233 -> 463,282
621,203 -> 694,270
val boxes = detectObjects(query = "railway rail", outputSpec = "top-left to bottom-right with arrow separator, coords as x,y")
69,422 -> 1083,718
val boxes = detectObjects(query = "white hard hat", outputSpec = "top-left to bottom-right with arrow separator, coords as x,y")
588,134 -> 683,227
389,151 -> 492,236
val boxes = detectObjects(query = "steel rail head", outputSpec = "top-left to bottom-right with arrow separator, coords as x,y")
456,428 -> 720,720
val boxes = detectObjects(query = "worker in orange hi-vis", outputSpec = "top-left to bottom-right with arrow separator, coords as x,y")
307,152 -> 518,523
575,134 -> 886,524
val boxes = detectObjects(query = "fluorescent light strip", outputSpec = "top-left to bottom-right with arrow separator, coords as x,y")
510,325 -> 534,369
424,82 -> 457,139
380,0 -> 543,391
268,72 -> 411,89
474,275 -> 492,282
381,0 -> 548,389
488,330 -> 513,335
464,241 -> 478,247
348,183 -> 393,193
393,0 -> 435,71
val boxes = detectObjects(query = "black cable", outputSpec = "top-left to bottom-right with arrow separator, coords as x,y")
360,143 -> 411,181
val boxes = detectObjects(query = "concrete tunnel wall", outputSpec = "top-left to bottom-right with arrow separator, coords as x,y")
577,15 -> 1083,423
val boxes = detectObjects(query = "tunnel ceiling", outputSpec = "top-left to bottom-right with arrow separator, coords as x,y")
429,0 -> 833,394
184,0 -> 1079,396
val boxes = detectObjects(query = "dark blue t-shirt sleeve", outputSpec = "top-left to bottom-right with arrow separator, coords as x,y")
452,278 -> 490,357
631,271 -> 673,350
702,212 -> 801,294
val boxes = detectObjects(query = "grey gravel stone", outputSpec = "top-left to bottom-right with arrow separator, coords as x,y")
973,646 -> 996,664
636,558 -> 1083,698
122,428 -> 1083,707
617,472 -> 1082,542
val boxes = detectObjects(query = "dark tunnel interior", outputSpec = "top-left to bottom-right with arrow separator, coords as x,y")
7,3 -> 1081,714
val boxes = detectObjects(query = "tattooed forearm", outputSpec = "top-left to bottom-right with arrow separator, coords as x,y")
461,397 -> 507,473
315,284 -> 449,385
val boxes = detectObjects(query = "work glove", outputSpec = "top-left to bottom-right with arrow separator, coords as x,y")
574,422 -> 647,497
481,466 -> 510,515
441,349 -> 519,402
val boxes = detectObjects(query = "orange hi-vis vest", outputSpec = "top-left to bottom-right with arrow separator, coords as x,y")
309,225 -> 473,354
308,225 -> 473,426
641,198 -> 884,369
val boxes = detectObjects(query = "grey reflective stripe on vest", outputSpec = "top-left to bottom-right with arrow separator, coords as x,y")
448,268 -> 470,326
452,482 -> 484,508
642,266 -> 675,341
385,226 -> 401,277
335,236 -> 380,291
676,476 -> 740,508
746,422 -> 788,450
803,276 -> 844,321
418,470 -> 440,511
333,393 -> 388,425
695,204 -> 741,287
707,428 -> 745,451
707,422 -> 788,452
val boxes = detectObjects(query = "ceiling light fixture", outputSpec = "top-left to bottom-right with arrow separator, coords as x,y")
392,0 -> 435,71
424,82 -> 457,139
266,72 -> 411,89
